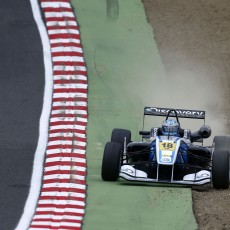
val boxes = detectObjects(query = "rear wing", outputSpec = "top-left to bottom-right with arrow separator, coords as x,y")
144,107 -> 205,120
142,107 -> 206,143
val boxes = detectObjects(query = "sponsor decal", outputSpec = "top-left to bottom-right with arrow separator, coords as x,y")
161,157 -> 172,163
162,152 -> 172,157
153,128 -> 158,136
145,107 -> 205,118
183,129 -> 188,139
121,167 -> 134,174
196,172 -> 210,179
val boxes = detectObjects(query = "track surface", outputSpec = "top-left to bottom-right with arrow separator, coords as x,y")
0,1 -> 44,229
72,0 -> 197,229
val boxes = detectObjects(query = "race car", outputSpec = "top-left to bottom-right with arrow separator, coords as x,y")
101,106 -> 230,189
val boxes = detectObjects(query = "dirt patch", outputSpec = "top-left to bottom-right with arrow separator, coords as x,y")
142,0 -> 230,229
192,187 -> 230,229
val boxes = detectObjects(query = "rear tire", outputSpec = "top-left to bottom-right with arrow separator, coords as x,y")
101,142 -> 122,181
213,136 -> 230,151
212,149 -> 229,189
111,128 -> 131,149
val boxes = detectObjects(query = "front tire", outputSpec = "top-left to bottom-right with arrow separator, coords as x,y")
212,149 -> 229,189
101,142 -> 122,181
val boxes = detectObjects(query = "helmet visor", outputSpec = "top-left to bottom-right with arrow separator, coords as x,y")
162,125 -> 178,133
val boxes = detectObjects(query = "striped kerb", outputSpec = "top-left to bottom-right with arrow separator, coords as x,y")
29,0 -> 88,229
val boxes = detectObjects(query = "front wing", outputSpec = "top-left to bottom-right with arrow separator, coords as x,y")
119,165 -> 211,186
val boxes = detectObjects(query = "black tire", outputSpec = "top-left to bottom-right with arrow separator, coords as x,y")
213,136 -> 230,151
101,142 -> 122,181
212,149 -> 229,189
111,128 -> 131,150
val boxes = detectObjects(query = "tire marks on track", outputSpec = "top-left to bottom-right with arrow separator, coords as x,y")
29,1 -> 87,229
106,0 -> 119,21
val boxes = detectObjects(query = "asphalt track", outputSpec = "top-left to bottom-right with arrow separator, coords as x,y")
0,1 -> 200,229
0,1 -> 44,229
72,0 -> 197,229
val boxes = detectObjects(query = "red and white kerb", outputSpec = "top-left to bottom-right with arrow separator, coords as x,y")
30,0 -> 87,229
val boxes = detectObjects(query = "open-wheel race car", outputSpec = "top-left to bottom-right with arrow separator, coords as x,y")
101,107 -> 230,189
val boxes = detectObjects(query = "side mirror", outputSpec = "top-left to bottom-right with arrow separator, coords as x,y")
199,125 -> 211,138
139,131 -> 150,136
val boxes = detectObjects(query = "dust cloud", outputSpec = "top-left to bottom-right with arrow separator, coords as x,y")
142,1 -> 230,228
142,0 -> 230,139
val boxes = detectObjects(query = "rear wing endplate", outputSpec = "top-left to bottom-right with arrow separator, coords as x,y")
144,107 -> 205,119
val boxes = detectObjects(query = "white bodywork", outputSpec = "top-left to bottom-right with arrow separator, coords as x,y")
120,165 -> 211,185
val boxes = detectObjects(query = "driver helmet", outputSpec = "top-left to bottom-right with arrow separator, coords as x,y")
162,119 -> 180,136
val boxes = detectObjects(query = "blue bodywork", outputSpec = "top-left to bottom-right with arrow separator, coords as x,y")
149,136 -> 189,164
